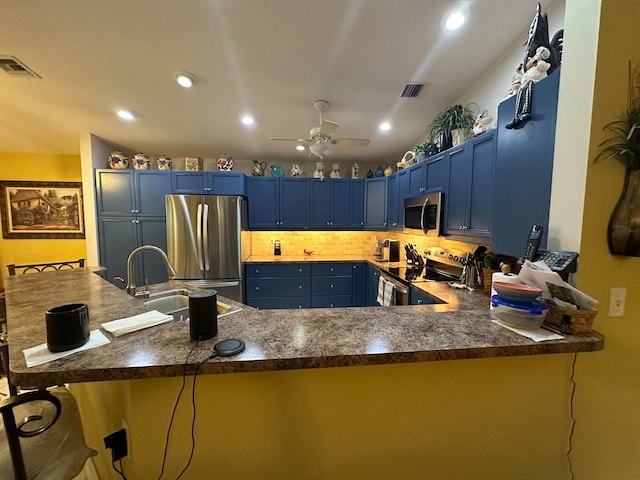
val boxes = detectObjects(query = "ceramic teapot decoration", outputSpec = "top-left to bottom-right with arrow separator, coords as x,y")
330,162 -> 341,178
351,162 -> 359,179
313,161 -> 325,179
384,165 -> 393,176
217,154 -> 233,171
108,151 -> 129,169
290,163 -> 303,177
375,166 -> 385,177
252,160 -> 267,176
157,155 -> 172,170
132,153 -> 150,170
270,165 -> 284,177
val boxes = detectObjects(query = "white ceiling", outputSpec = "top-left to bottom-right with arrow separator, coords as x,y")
0,1 -> 553,164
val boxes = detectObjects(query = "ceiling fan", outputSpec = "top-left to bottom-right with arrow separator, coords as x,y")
270,100 -> 370,159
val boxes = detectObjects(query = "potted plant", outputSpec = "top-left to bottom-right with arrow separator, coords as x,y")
413,141 -> 437,161
595,61 -> 640,256
427,103 -> 477,150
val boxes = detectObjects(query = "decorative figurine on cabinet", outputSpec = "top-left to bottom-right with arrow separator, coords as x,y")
132,153 -> 150,170
330,162 -> 341,178
157,155 -> 172,170
351,162 -> 359,179
252,160 -> 267,176
290,163 -> 303,177
383,165 -> 393,176
270,165 -> 284,177
217,154 -> 234,171
313,161 -> 325,179
108,151 -> 129,169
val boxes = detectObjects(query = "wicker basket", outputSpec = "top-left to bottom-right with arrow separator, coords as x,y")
545,304 -> 597,334
483,269 -> 498,295
397,158 -> 417,170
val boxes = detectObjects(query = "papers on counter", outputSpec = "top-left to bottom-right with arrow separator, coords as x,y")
492,320 -> 565,342
23,330 -> 111,367
100,310 -> 173,337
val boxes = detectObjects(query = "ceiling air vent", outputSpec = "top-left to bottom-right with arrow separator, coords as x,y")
401,82 -> 424,98
0,56 -> 40,78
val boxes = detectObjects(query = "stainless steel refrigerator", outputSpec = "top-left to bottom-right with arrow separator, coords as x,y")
165,195 -> 250,303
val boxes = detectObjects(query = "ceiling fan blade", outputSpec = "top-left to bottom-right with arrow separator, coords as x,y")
333,138 -> 370,147
319,119 -> 340,136
269,137 -> 310,143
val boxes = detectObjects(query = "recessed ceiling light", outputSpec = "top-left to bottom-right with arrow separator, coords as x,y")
445,9 -> 466,31
116,108 -> 136,121
241,115 -> 255,126
379,121 -> 391,132
176,72 -> 195,88
296,144 -> 305,151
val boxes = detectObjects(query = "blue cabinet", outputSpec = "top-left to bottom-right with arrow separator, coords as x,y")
493,69 -> 560,256
172,171 -> 245,195
310,179 -> 351,229
387,173 -> 400,230
407,161 -> 428,197
410,287 -> 438,305
311,263 -> 353,308
95,170 -> 172,287
367,263 -> 382,306
351,262 -> 367,307
444,131 -> 495,240
349,179 -> 365,228
364,177 -> 388,230
425,153 -> 449,193
247,177 -> 310,229
246,263 -> 312,309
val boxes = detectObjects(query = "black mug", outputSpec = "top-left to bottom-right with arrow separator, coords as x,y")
189,289 -> 218,340
45,303 -> 90,352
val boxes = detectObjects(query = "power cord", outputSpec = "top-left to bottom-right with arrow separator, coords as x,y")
112,458 -> 127,479
566,353 -> 577,480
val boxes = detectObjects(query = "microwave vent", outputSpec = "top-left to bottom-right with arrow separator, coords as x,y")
0,56 -> 40,78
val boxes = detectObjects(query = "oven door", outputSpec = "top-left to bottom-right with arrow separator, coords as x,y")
380,272 -> 409,306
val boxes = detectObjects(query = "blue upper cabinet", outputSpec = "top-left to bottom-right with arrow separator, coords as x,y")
96,170 -> 172,216
172,171 -> 246,195
407,161 -> 428,197
425,152 -> 449,193
349,179 -> 365,229
492,69 -> 560,256
365,176 -> 388,230
387,173 -> 400,230
247,177 -> 310,229
444,130 -> 495,240
310,178 -> 350,229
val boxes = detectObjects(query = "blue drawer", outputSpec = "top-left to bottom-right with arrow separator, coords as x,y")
247,297 -> 312,309
311,263 -> 353,277
246,277 -> 311,297
311,295 -> 353,308
245,263 -> 310,278
311,276 -> 352,296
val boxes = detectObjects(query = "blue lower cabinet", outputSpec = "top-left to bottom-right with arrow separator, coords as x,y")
351,263 -> 367,306
410,288 -> 439,305
245,262 -> 311,309
367,264 -> 382,306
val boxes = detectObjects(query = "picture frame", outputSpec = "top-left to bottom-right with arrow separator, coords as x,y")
0,181 -> 85,239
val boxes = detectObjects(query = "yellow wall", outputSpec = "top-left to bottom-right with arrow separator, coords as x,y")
0,153 -> 86,286
571,1 -> 640,477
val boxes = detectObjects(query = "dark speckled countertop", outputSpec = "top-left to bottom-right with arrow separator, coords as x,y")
4,266 -> 604,387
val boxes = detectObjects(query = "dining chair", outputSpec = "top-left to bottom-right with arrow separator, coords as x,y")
7,259 -> 85,276
0,386 -> 96,480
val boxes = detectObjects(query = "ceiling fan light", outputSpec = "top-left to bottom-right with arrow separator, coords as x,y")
296,144 -> 305,151
176,72 -> 195,88
310,142 -> 332,157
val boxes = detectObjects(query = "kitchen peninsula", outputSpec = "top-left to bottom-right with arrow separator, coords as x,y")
4,268 -> 604,480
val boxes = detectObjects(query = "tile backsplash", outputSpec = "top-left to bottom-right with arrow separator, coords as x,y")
250,231 -> 488,258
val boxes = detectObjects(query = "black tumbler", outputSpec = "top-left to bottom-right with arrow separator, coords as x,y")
189,289 -> 218,340
45,303 -> 90,352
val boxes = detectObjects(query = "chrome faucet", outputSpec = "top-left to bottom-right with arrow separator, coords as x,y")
126,245 -> 177,296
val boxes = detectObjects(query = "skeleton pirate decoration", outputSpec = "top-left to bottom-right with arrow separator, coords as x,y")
506,2 -> 563,130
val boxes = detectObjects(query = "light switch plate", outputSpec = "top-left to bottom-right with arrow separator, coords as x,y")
608,287 -> 626,317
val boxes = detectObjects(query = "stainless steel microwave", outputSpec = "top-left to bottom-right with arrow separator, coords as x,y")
403,192 -> 443,236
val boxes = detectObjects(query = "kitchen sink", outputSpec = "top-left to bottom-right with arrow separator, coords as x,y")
142,288 -> 241,320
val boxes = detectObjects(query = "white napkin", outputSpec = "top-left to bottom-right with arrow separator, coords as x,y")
492,320 -> 564,342
101,310 -> 173,337
383,279 -> 395,306
23,330 -> 110,368
376,275 -> 386,306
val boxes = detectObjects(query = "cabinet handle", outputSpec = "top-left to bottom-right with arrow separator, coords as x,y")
417,299 -> 423,304
255,286 -> 259,290
330,284 -> 334,288
330,267 -> 334,272
298,268 -> 302,272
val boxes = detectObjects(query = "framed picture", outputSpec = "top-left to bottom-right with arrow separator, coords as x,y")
0,181 -> 85,239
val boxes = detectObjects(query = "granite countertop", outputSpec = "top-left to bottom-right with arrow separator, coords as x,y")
4,267 -> 604,387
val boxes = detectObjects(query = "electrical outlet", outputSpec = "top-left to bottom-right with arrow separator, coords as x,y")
104,428 -> 128,461
608,287 -> 626,317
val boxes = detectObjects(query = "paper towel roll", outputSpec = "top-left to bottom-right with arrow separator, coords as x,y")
490,272 -> 522,308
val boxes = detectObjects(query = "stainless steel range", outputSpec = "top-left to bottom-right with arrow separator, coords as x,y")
381,246 -> 471,286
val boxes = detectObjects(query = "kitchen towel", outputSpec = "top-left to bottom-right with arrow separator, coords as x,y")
23,329 -> 110,368
101,310 -> 173,337
376,275 -> 386,306
383,279 -> 396,306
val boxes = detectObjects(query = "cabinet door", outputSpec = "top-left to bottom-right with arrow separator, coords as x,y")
367,264 -> 381,306
98,217 -> 138,286
426,153 -> 449,192
445,146 -> 470,235
410,288 -> 438,305
349,179 -> 365,228
466,132 -> 495,238
171,171 -> 207,194
136,171 -> 172,215
95,170 -> 135,216
310,179 -> 331,228
329,179 -> 350,228
364,177 -> 388,230
407,162 -> 428,196
247,177 -> 280,229
387,173 -> 400,230
208,172 -> 246,195
137,217 -> 169,285
280,178 -> 310,228
351,263 -> 367,306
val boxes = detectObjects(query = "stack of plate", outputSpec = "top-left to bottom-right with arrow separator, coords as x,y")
491,282 -> 547,329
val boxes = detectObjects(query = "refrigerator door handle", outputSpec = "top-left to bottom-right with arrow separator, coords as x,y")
196,203 -> 204,271
202,202 -> 210,271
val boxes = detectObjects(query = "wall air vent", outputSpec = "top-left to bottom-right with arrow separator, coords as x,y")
0,56 -> 40,78
401,82 -> 424,98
